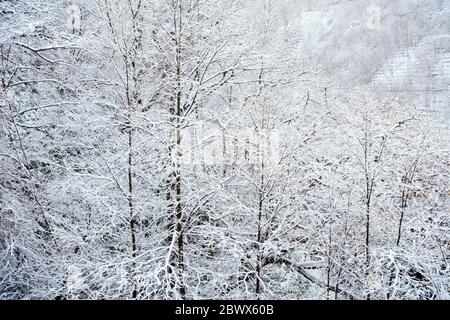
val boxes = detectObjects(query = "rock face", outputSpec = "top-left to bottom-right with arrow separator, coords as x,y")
277,0 -> 449,125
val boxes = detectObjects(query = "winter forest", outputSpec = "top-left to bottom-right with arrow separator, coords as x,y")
0,0 -> 449,300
